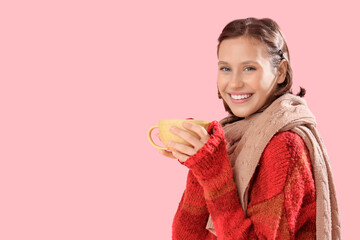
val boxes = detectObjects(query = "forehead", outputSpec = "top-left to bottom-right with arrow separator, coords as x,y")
218,37 -> 269,64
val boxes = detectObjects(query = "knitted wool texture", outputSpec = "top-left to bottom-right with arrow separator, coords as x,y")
172,121 -> 316,239
206,93 -> 341,239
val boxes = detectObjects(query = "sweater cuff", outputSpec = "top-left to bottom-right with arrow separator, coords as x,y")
181,121 -> 230,185
183,121 -> 224,167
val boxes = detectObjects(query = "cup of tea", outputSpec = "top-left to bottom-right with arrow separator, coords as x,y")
147,119 -> 211,150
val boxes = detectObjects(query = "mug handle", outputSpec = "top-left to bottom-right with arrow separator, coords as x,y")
147,125 -> 167,150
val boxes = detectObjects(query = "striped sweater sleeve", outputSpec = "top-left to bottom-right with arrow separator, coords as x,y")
172,121 -> 316,239
172,170 -> 216,240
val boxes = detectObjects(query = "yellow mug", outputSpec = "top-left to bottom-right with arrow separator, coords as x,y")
148,119 -> 211,150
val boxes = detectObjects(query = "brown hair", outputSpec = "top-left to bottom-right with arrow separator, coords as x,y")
217,17 -> 306,115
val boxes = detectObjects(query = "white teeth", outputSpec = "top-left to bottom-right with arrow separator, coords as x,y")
230,94 -> 252,100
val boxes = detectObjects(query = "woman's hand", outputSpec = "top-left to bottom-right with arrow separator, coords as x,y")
160,121 -> 210,163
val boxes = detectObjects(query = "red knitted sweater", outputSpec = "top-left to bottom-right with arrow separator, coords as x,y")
172,121 -> 316,239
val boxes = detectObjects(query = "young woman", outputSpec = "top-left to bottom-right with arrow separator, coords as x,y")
160,18 -> 341,239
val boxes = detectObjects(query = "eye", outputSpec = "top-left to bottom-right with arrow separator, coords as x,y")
220,67 -> 231,72
244,66 -> 256,71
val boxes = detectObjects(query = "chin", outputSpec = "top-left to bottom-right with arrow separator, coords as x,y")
230,100 -> 265,118
230,109 -> 251,118
235,112 -> 251,118
227,103 -> 255,118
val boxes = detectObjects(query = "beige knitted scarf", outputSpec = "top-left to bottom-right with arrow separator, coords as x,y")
206,93 -> 341,239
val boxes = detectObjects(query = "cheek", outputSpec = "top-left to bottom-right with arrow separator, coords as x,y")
243,76 -> 261,90
252,78 -> 272,91
217,75 -> 226,91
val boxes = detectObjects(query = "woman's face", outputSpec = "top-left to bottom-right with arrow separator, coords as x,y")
217,36 -> 285,118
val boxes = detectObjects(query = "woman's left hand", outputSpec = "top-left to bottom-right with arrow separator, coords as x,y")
166,121 -> 210,163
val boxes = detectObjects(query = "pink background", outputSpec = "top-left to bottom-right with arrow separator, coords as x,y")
1,0 -> 358,239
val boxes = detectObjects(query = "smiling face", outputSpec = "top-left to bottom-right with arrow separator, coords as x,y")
217,36 -> 286,118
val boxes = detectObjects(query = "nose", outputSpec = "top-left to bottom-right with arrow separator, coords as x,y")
229,72 -> 244,89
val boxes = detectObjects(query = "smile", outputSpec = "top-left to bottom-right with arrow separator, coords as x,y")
229,93 -> 253,103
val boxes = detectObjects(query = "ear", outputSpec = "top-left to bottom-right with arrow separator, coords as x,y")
276,59 -> 287,84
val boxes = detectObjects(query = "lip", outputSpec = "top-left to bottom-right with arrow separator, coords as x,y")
229,92 -> 253,95
228,92 -> 253,104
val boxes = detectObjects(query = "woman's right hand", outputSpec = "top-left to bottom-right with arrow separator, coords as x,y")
157,132 -> 177,159
159,149 -> 177,159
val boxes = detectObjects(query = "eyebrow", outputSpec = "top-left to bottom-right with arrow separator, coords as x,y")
218,60 -> 258,65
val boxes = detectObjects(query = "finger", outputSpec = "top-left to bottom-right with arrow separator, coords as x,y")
169,126 -> 201,148
167,141 -> 197,156
182,121 -> 210,141
156,132 -> 162,141
159,149 -> 177,159
172,150 -> 189,163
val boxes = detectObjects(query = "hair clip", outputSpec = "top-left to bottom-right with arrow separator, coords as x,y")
278,49 -> 284,59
